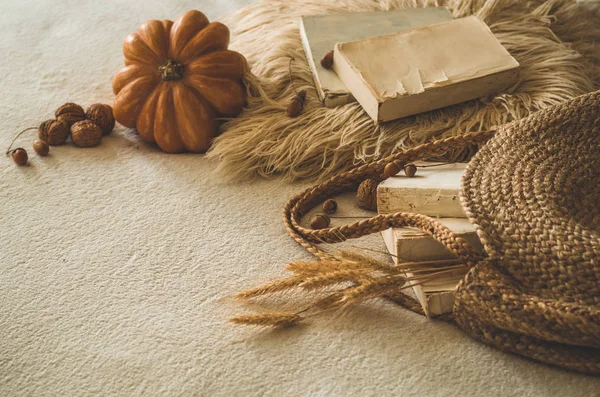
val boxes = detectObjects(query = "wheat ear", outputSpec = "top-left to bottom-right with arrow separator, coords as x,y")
230,312 -> 303,327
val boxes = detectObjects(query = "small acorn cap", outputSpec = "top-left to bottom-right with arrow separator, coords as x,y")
320,50 -> 334,69
322,199 -> 337,214
11,148 -> 28,166
404,164 -> 417,178
310,214 -> 330,230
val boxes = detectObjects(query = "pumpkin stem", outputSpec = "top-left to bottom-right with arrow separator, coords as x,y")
159,59 -> 184,81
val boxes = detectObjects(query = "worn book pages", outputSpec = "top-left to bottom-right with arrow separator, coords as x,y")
333,16 -> 520,122
299,8 -> 453,107
381,218 -> 483,316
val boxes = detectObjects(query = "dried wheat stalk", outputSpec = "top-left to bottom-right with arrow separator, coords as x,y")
231,250 -> 467,328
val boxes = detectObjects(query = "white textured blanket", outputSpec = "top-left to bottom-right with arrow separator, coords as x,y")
1,0 -> 599,396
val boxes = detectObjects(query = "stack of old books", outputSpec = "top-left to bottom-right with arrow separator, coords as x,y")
377,163 -> 484,316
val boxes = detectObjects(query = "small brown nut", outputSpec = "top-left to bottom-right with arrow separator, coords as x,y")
38,118 -> 70,145
322,199 -> 338,214
287,90 -> 307,118
55,102 -> 86,127
71,120 -> 102,148
33,140 -> 50,156
310,214 -> 330,230
356,179 -> 378,211
11,148 -> 28,166
86,103 -> 115,135
404,164 -> 417,178
384,160 -> 406,178
383,162 -> 401,178
320,50 -> 334,69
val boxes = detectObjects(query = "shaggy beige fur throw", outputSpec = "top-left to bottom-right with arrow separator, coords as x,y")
208,0 -> 600,181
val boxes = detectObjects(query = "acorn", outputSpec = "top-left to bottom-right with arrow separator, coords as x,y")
404,164 -> 417,178
383,160 -> 405,178
33,140 -> 50,156
322,199 -> 338,214
10,148 -> 28,166
356,179 -> 378,211
55,102 -> 86,127
310,214 -> 330,230
287,89 -> 307,118
86,103 -> 115,135
320,50 -> 334,69
38,118 -> 70,146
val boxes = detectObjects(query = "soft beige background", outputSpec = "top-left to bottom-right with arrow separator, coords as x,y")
0,0 -> 598,396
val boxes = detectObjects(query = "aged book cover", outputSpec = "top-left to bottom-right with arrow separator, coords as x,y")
381,218 -> 483,316
333,16 -> 520,122
377,162 -> 467,218
299,8 -> 453,107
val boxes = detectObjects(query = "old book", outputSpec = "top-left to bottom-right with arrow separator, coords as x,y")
377,162 -> 467,218
381,218 -> 483,316
333,16 -> 520,122
299,8 -> 453,108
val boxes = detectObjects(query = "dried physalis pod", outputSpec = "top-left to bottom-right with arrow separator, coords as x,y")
86,103 -> 115,135
287,89 -> 307,118
310,214 -> 331,230
33,140 -> 49,156
38,118 -> 70,145
404,164 -> 417,178
383,160 -> 405,178
55,102 -> 86,127
356,179 -> 378,211
71,120 -> 102,148
322,199 -> 338,214
10,148 -> 28,166
320,50 -> 334,69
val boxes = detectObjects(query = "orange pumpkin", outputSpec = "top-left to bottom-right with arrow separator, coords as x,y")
112,10 -> 247,153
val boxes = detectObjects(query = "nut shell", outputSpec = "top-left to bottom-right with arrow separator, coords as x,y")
356,179 -> 378,211
86,103 -> 115,135
383,162 -> 401,178
71,120 -> 102,148
55,102 -> 86,127
38,118 -> 70,145
404,164 -> 417,178
322,199 -> 338,214
320,50 -> 334,69
11,148 -> 28,166
33,140 -> 50,156
310,214 -> 330,230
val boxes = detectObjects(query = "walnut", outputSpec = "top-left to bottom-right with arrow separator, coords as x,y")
356,179 -> 378,211
86,103 -> 115,135
71,120 -> 102,147
38,118 -> 70,145
55,102 -> 86,127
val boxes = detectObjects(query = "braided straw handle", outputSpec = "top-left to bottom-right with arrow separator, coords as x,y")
283,129 -> 496,280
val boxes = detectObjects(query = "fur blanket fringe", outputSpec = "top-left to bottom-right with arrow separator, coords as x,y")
208,0 -> 600,181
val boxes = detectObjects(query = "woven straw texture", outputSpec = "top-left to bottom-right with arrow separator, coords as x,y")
280,90 -> 599,374
455,89 -> 600,374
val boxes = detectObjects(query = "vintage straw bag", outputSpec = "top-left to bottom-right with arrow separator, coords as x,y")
282,90 -> 600,374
